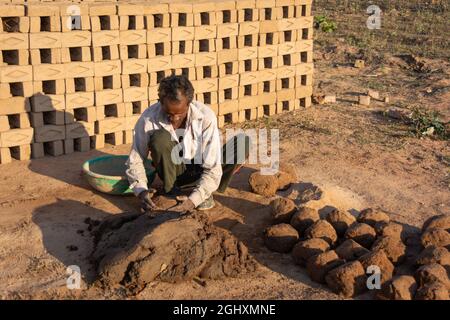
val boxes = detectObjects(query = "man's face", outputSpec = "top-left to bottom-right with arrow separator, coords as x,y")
161,94 -> 189,129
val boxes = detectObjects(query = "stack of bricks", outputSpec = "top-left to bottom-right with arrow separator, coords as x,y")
0,4 -> 33,164
0,0 -> 314,164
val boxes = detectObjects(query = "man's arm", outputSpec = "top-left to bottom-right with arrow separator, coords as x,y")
188,118 -> 223,207
125,116 -> 150,196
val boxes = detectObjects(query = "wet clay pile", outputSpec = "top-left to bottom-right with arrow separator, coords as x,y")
89,210 -> 256,295
251,172 -> 449,300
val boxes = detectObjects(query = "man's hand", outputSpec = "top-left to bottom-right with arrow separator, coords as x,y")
169,198 -> 195,215
138,190 -> 159,213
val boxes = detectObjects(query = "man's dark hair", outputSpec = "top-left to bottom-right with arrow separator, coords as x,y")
158,75 -> 194,103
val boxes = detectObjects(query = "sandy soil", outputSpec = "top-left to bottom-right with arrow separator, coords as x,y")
0,9 -> 449,300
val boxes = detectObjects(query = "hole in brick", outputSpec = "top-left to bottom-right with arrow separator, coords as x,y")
154,14 -> 163,28
178,13 -> 187,26
70,47 -> 82,61
244,59 -> 252,72
199,39 -> 209,52
203,92 -> 211,104
2,17 -> 20,32
283,101 -> 290,111
301,5 -> 307,17
266,33 -> 274,45
100,16 -> 111,30
40,49 -> 51,64
244,35 -> 253,47
283,54 -> 291,66
300,98 -> 306,107
264,57 -> 272,69
42,80 -> 56,94
244,9 -> 253,21
263,105 -> 270,116
8,114 -> 19,129
245,109 -> 251,120
155,43 -> 164,56
128,45 -> 138,59
200,12 -> 210,25
283,6 -> 289,18
244,85 -> 251,96
43,142 -> 54,156
224,113 -> 232,123
264,81 -> 270,92
301,51 -> 308,63
43,111 -> 56,124
9,83 -> 24,96
203,66 -> 212,78
132,101 -> 141,114
10,146 -> 22,160
74,78 -> 86,92
129,74 -> 141,87
225,62 -> 233,75
281,78 -> 290,89
74,108 -> 87,121
90,136 -> 95,149
302,28 -> 309,40
222,10 -> 231,23
284,30 -> 292,42
105,104 -> 118,117
102,46 -> 111,60
40,16 -> 50,31
105,133 -> 115,145
103,76 -> 113,89
224,88 -> 232,100
265,8 -> 272,20
179,41 -> 186,54
301,75 -> 307,86
2,50 -> 18,65
128,16 -> 136,30
222,37 -> 230,49
156,71 -> 165,83
181,68 -> 190,78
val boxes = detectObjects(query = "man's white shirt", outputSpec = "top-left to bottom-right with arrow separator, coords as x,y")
125,100 -> 222,207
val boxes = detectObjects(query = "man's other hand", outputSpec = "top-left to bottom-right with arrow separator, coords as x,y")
169,198 -> 195,214
138,190 -> 159,213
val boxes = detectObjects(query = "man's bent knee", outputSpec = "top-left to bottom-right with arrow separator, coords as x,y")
149,129 -> 173,153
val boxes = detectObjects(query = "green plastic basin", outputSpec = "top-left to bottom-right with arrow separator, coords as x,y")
82,155 -> 156,195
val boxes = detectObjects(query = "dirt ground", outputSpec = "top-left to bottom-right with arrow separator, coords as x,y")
0,3 -> 449,300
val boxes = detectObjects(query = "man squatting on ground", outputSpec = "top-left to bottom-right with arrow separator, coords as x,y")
126,75 -> 249,216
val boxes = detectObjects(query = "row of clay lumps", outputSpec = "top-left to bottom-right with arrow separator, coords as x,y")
261,193 -> 449,299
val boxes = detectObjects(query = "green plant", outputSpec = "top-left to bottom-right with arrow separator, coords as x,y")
314,15 -> 337,33
409,106 -> 448,139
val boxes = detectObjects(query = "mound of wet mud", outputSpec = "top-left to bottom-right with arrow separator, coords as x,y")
90,211 -> 256,295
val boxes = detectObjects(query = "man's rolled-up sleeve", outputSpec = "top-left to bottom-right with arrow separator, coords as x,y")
126,116 -> 150,196
188,118 -> 223,207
